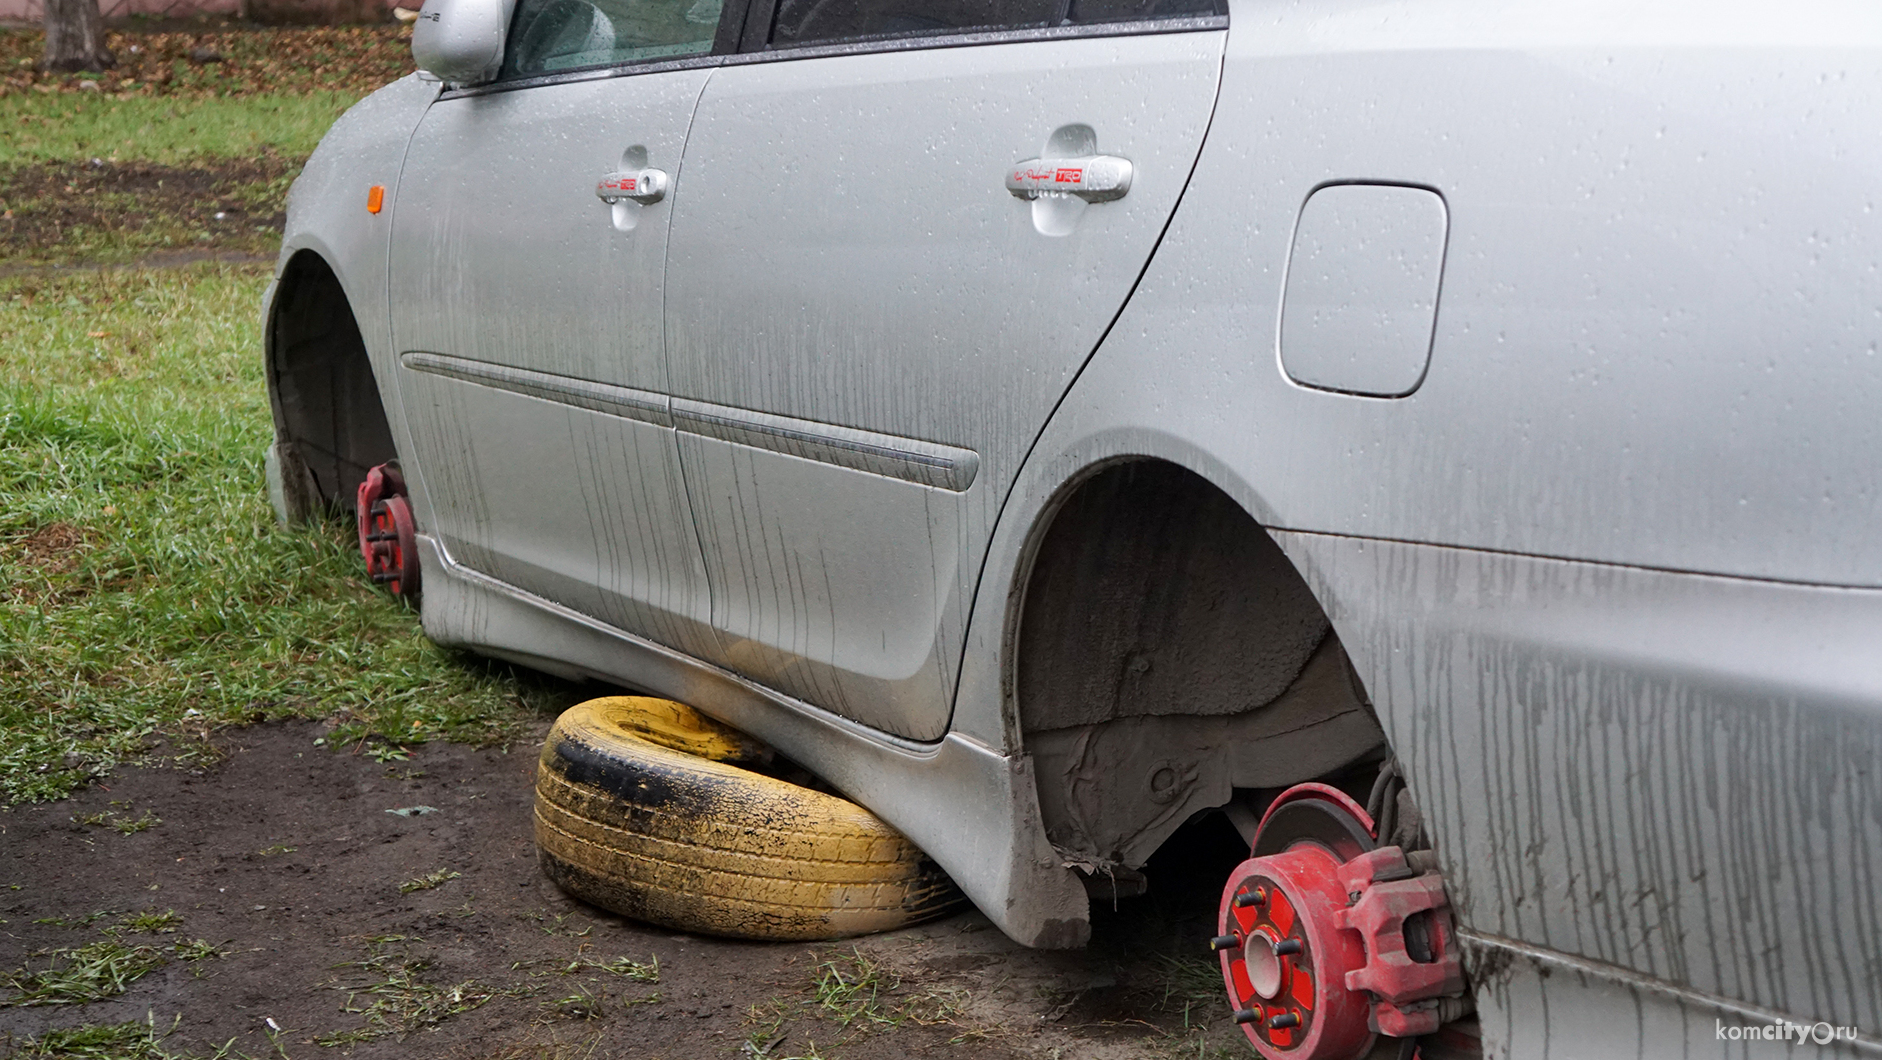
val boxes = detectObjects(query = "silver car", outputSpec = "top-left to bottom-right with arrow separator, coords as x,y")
263,1 -> 1882,1056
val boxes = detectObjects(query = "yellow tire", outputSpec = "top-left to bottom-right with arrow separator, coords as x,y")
534,696 -> 965,941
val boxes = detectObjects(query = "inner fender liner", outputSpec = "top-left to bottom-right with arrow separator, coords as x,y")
535,697 -> 966,941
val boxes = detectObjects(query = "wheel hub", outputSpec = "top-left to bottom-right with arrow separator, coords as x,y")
1214,782 -> 1468,1060
1245,928 -> 1284,1000
356,463 -> 418,599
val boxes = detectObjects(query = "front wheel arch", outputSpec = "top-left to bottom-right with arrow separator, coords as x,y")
265,249 -> 397,521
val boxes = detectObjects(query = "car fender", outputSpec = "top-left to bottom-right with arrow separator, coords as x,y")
265,72 -> 441,515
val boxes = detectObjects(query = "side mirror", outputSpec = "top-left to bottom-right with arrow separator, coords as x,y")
412,0 -> 513,86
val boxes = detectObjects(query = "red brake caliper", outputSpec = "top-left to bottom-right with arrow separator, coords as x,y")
1212,783 -> 1468,1060
356,463 -> 419,600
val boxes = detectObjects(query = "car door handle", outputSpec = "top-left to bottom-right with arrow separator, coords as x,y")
597,168 -> 669,206
1005,155 -> 1132,204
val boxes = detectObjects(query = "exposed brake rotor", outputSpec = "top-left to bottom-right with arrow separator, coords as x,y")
357,463 -> 419,600
1213,779 -> 1469,1060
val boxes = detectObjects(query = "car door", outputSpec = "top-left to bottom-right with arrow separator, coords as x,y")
390,0 -> 737,657
662,1 -> 1226,740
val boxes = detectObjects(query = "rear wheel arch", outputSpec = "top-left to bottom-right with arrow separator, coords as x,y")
265,249 -> 398,521
1006,457 -> 1389,876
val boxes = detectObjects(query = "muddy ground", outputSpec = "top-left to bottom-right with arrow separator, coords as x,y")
0,718 -> 1252,1059
0,156 -> 297,267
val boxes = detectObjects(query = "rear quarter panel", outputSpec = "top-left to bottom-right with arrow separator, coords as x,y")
1133,0 -> 1882,585
969,0 -> 1882,1049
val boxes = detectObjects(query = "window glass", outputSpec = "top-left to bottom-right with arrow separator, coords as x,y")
502,0 -> 723,78
769,0 -> 1059,48
1067,0 -> 1218,22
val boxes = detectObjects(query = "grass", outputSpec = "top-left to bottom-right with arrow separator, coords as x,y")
113,808 -> 162,833
397,868 -> 461,895
172,938 -> 227,963
0,909 -> 227,1007
465,1036 -> 606,1060
6,1016 -> 178,1060
70,801 -> 162,833
0,939 -> 169,1006
0,92 -> 365,166
1,24 -> 414,106
742,949 -> 969,1058
544,983 -> 605,1021
317,935 -> 534,1045
115,909 -> 183,934
0,154 -> 298,267
582,956 -> 659,982
809,950 -> 902,1031
31,910 -> 117,928
0,264 -> 573,804
5,1013 -> 253,1060
1,25 -> 413,266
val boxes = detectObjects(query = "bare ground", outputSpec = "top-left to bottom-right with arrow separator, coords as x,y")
0,156 -> 296,267
0,719 -> 1250,1060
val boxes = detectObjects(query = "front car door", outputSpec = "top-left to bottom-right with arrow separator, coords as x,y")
662,0 -> 1227,740
390,0 -> 737,658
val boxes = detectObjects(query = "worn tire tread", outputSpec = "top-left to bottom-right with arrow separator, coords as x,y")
534,698 -> 965,941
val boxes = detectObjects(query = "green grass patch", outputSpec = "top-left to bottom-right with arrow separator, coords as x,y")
0,92 -> 359,165
742,948 -> 968,1058
2,1012 -> 244,1059
316,934 -> 533,1046
114,909 -> 183,935
0,263 -> 571,805
0,939 -> 169,1006
6,1016 -> 180,1060
397,868 -> 461,895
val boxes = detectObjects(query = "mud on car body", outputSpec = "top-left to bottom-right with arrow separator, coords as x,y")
263,1 -> 1882,1056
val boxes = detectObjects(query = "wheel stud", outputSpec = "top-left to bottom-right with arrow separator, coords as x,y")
1268,1012 -> 1301,1030
1233,1007 -> 1262,1025
1208,933 -> 1242,952
1234,887 -> 1267,908
1273,938 -> 1302,956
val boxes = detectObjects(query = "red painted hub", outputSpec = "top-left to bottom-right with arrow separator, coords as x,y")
357,464 -> 418,599
1220,843 -> 1375,1060
1216,782 -> 1466,1060
1219,785 -> 1378,1060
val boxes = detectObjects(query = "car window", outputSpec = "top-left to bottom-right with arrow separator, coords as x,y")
767,0 -> 1059,48
767,0 -> 1220,49
1066,0 -> 1219,21
502,0 -> 725,78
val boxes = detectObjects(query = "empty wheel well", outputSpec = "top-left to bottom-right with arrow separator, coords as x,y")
267,250 -> 396,515
1013,460 -> 1386,873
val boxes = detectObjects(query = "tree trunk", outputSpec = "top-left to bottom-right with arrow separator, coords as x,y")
41,0 -> 115,74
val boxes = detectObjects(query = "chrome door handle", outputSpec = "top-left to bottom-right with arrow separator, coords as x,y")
597,168 -> 669,205
1005,155 -> 1132,204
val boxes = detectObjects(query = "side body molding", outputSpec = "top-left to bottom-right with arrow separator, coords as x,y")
398,351 -> 979,491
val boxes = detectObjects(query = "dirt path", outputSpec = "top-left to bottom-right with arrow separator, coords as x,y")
0,721 -> 1244,1059
0,249 -> 275,280
0,156 -> 296,271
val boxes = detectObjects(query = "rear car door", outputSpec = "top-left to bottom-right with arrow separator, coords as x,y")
662,1 -> 1226,739
390,0 -> 738,657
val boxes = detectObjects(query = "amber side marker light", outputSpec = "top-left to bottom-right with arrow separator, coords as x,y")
367,185 -> 386,214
